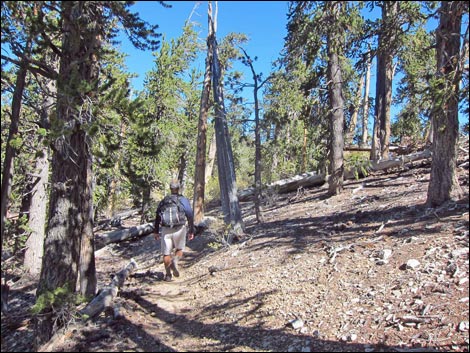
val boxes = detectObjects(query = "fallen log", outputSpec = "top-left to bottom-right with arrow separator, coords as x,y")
370,149 -> 431,171
97,223 -> 154,245
80,258 -> 138,319
344,145 -> 402,153
238,149 -> 432,201
94,208 -> 140,231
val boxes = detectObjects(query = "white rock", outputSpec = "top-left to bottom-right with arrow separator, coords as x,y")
406,259 -> 420,269
458,321 -> 469,332
289,319 -> 304,330
380,249 -> 392,260
452,248 -> 469,258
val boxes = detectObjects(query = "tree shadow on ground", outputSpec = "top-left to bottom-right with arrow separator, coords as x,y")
245,196 -> 469,256
64,288 -> 446,352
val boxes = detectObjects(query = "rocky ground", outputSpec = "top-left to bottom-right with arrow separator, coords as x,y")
1,153 -> 469,352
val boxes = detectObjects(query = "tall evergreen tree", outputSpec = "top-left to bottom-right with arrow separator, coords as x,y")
33,2 -> 163,346
138,23 -> 199,209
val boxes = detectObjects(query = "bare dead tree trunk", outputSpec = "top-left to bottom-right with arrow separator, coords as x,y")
193,8 -> 213,225
239,46 -> 269,224
80,259 -> 138,319
205,134 -> 217,184
345,74 -> 364,145
360,51 -> 372,148
209,2 -> 245,238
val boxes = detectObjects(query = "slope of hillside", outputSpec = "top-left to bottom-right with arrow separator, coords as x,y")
1,156 -> 469,352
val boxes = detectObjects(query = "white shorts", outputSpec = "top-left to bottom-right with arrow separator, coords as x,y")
161,225 -> 187,256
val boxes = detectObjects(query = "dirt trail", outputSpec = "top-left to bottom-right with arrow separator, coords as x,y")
1,157 -> 469,352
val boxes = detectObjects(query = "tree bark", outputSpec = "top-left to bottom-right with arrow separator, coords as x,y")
140,186 -> 151,224
426,1 -> 464,206
36,2 -> 100,345
345,74 -> 364,145
80,259 -> 138,319
239,46 -> 266,223
361,51 -> 372,148
327,1 -> 345,196
210,2 -> 245,238
23,154 -> 49,277
205,134 -> 217,184
371,2 -> 397,161
193,6 -> 214,225
24,76 -> 54,277
94,208 -> 140,231
96,223 -> 154,245
238,149 -> 432,201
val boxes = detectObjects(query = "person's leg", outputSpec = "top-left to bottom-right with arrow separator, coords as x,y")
171,249 -> 182,277
161,229 -> 174,281
163,255 -> 173,280
170,226 -> 187,277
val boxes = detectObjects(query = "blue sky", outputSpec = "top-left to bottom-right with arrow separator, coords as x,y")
118,1 -> 290,93
117,1 -> 467,130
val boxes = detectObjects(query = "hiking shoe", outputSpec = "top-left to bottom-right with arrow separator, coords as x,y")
163,274 -> 172,282
170,261 -> 180,277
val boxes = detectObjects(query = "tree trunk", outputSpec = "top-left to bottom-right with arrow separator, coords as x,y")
24,121 -> 49,277
178,150 -> 189,192
327,2 -> 345,196
302,126 -> 308,172
193,7 -> 214,225
371,2 -> 397,161
345,74 -> 364,145
140,186 -> 151,224
239,46 -> 265,224
360,51 -> 372,148
238,149 -> 432,201
36,1 -> 99,345
96,223 -> 154,245
80,259 -> 138,319
210,3 -> 245,238
1,38 -> 31,243
106,121 -> 126,218
426,1 -> 464,206
24,77 -> 54,277
106,162 -> 119,218
94,208 -> 140,232
205,134 -> 217,184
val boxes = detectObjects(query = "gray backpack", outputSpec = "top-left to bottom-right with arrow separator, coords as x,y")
160,195 -> 186,227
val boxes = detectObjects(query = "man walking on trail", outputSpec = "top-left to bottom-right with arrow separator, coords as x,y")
153,180 -> 194,282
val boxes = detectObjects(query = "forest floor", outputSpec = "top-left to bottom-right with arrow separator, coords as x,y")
1,151 -> 469,352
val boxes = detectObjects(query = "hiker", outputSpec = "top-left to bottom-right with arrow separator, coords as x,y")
153,180 -> 194,282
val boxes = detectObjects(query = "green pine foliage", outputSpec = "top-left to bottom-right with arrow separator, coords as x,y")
1,0 -> 468,235
122,23 -> 200,203
393,18 -> 436,143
